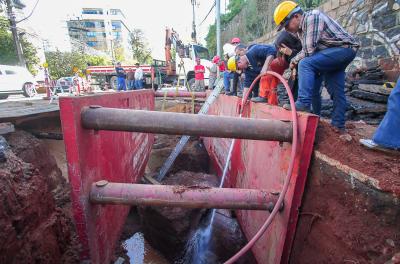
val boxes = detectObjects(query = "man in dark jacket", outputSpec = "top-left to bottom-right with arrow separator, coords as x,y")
236,44 -> 277,98
115,62 -> 126,91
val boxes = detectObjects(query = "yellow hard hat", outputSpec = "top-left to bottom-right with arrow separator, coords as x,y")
274,1 -> 300,30
227,56 -> 236,71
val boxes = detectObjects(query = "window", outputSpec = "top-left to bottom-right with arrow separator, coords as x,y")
84,21 -> 105,28
84,21 -> 95,28
86,41 -> 98,47
82,9 -> 103,15
193,45 -> 210,60
5,70 -> 16,75
111,21 -> 121,30
113,31 -> 121,40
110,9 -> 120,15
86,32 -> 106,37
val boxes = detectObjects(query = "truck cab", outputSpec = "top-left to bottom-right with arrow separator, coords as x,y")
175,44 -> 212,88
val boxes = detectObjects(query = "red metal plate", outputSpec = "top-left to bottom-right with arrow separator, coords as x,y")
59,91 -> 155,263
203,95 -> 318,263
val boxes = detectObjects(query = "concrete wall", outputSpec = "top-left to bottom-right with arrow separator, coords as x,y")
222,0 -> 400,82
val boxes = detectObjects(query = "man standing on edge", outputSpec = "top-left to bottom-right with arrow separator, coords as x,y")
115,62 -> 126,91
274,1 -> 359,131
193,57 -> 205,92
134,63 -> 144,89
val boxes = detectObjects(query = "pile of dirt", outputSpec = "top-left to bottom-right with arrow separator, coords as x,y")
0,131 -> 79,263
314,120 -> 400,195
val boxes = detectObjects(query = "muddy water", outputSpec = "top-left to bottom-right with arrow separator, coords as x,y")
123,232 -> 169,264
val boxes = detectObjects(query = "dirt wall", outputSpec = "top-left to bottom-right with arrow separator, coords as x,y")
0,131 -> 79,263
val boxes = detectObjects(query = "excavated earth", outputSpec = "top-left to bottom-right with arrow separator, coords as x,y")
291,120 -> 400,263
0,130 -> 79,264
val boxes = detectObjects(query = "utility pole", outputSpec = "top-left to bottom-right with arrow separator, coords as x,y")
216,0 -> 221,57
191,0 -> 197,43
5,0 -> 26,67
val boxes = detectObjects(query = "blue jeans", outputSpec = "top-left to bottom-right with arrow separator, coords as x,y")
373,78 -> 400,149
134,79 -> 143,89
297,47 -> 356,129
127,80 -> 135,90
117,77 -> 126,91
223,71 -> 233,92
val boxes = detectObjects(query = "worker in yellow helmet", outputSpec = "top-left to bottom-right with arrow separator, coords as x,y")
274,1 -> 359,132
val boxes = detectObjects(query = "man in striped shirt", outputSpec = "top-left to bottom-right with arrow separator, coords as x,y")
274,1 -> 359,131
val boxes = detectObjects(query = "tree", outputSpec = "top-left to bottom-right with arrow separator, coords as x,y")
205,0 -> 245,55
112,42 -> 125,63
0,16 -> 39,74
129,29 -> 152,64
45,50 -> 110,79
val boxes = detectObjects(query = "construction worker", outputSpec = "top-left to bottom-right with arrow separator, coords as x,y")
207,56 -> 221,89
360,78 -> 400,152
134,63 -> 144,89
223,37 -> 242,95
193,57 -> 205,92
115,62 -> 126,91
252,30 -> 302,104
274,1 -> 359,131
126,68 -> 135,90
229,44 -> 277,98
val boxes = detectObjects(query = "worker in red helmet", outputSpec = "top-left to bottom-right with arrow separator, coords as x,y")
231,37 -> 241,45
207,56 -> 220,89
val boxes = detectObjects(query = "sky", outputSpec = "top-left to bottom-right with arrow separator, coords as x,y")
20,0 -> 227,60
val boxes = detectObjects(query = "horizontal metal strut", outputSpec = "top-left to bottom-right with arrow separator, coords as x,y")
90,181 -> 279,211
81,106 -> 293,142
154,91 -> 207,98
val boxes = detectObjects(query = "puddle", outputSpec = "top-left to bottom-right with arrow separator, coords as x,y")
123,232 -> 170,264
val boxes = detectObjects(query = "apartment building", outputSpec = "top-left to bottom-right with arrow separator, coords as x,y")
67,7 -> 131,60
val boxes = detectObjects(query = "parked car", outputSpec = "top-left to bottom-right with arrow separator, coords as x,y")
0,65 -> 38,99
55,76 -> 74,93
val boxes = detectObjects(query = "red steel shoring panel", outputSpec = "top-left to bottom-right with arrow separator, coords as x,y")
203,95 -> 318,263
59,90 -> 155,263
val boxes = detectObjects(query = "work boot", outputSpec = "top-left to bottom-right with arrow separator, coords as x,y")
283,102 -> 311,113
251,97 -> 267,103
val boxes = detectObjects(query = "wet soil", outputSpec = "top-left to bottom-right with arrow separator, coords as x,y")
315,120 -> 400,195
0,130 -> 79,263
291,120 -> 400,263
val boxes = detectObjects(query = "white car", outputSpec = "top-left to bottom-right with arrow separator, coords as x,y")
0,65 -> 38,99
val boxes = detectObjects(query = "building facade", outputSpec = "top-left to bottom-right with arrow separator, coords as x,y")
67,7 -> 131,61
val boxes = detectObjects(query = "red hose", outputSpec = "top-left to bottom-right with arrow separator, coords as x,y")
224,71 -> 299,264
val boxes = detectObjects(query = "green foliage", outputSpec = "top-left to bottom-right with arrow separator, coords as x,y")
113,42 -> 125,63
205,24 -> 216,55
221,0 -> 246,24
0,16 -> 40,74
205,0 -> 246,54
129,29 -> 152,64
45,50 -> 110,79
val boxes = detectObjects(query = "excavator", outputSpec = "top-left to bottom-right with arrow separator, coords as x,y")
164,27 -> 212,89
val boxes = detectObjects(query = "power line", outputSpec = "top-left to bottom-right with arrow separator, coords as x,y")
16,0 -> 39,24
199,0 -> 216,26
